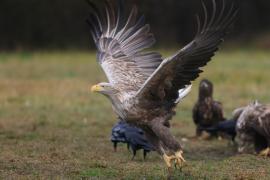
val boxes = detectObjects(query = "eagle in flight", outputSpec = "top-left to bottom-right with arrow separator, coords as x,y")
88,0 -> 237,169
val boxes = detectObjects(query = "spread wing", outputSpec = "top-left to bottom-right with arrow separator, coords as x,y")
87,0 -> 162,92
136,0 -> 238,104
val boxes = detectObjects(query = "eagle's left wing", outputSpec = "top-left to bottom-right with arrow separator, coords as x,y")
87,0 -> 163,92
135,0 -> 238,104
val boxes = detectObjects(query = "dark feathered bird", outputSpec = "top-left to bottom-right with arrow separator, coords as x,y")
111,120 -> 155,159
124,124 -> 155,159
198,119 -> 237,141
236,101 -> 270,157
193,79 -> 226,137
111,120 -> 130,151
89,0 -> 238,169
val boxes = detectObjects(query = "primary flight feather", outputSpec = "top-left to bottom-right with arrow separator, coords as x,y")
88,0 -> 238,169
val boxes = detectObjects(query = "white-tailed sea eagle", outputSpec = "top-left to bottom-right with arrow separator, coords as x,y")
88,0 -> 238,169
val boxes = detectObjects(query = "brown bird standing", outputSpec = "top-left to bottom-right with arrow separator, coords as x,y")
193,79 -> 225,137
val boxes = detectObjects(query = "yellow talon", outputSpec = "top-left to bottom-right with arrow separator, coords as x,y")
163,151 -> 186,170
174,151 -> 186,169
163,154 -> 174,168
175,151 -> 186,162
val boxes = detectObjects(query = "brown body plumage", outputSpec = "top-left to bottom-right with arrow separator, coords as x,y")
193,79 -> 225,137
236,101 -> 270,157
89,0 -> 237,169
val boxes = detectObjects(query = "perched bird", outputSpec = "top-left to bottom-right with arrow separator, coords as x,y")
198,119 -> 237,141
236,101 -> 270,157
89,0 -> 237,169
193,79 -> 225,137
111,120 -> 154,159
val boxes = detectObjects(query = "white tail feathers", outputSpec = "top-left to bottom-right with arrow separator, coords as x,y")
175,85 -> 192,104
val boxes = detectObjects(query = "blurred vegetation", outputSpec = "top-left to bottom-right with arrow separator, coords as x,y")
1,0 -> 270,50
0,50 -> 270,179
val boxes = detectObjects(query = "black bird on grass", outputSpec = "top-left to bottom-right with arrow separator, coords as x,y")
124,124 -> 155,160
198,106 -> 246,141
111,120 -> 155,159
111,120 -> 130,151
193,79 -> 225,137
198,119 -> 237,141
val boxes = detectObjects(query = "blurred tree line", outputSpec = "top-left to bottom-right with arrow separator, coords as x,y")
0,0 -> 270,50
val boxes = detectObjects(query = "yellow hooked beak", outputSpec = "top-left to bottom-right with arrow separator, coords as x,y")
91,84 -> 102,92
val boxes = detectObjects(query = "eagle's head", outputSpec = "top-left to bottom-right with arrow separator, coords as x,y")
91,82 -> 119,97
236,131 -> 254,153
199,79 -> 213,99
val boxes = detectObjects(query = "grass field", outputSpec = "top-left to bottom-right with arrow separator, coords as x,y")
0,49 -> 270,179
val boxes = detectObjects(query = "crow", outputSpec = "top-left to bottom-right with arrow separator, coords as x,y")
111,120 -> 130,151
111,120 -> 155,159
198,119 -> 237,141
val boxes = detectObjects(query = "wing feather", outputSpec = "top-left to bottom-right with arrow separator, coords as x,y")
136,0 -> 238,104
87,0 -> 162,91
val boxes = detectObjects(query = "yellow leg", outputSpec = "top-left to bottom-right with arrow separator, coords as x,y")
259,147 -> 270,157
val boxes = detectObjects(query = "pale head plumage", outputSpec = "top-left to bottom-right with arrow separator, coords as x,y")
91,82 -> 119,97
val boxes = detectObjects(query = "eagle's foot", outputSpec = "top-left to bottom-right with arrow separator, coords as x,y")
174,151 -> 186,169
163,151 -> 186,171
259,147 -> 270,157
163,153 -> 174,169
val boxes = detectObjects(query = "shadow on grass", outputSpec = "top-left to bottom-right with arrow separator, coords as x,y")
185,140 -> 237,161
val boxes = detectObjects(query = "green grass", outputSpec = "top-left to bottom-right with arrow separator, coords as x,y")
0,49 -> 270,179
